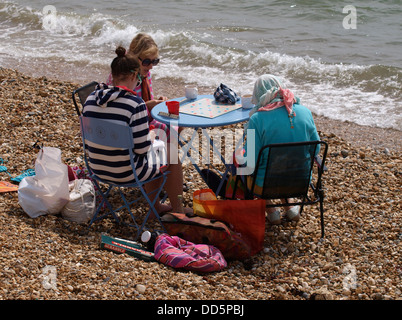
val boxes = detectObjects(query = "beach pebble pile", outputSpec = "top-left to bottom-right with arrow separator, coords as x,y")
0,67 -> 400,300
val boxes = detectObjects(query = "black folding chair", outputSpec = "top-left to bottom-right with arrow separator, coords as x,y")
72,81 -> 98,116
232,140 -> 328,238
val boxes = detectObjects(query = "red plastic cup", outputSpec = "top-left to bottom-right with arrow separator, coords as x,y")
166,101 -> 180,115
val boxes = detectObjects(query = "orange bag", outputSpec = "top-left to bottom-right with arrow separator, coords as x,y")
193,189 -> 265,256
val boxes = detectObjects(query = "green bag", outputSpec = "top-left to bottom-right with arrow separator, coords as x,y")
100,234 -> 155,262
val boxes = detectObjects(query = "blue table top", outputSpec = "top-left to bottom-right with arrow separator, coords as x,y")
151,95 -> 251,128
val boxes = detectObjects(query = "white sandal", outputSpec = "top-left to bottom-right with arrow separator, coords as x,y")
285,206 -> 300,221
267,210 -> 281,225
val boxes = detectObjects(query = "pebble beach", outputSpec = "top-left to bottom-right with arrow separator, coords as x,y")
0,67 -> 400,301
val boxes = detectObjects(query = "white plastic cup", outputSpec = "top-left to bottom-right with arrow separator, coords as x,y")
241,94 -> 253,109
185,86 -> 198,100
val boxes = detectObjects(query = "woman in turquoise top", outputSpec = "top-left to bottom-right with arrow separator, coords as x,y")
244,74 -> 320,224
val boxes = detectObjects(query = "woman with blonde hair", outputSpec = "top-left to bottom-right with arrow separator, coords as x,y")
127,33 -> 167,109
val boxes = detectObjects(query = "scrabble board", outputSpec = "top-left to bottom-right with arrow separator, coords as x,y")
179,97 -> 242,119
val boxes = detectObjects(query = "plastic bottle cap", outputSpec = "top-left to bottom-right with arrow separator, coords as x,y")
141,231 -> 151,243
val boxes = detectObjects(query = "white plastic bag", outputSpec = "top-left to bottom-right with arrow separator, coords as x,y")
152,139 -> 168,168
61,179 -> 96,224
18,147 -> 70,218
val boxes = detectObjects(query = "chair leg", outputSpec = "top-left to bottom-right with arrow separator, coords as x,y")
134,178 -> 168,240
319,196 -> 325,238
86,173 -> 168,239
118,188 -> 140,230
88,185 -> 120,226
103,187 -> 122,223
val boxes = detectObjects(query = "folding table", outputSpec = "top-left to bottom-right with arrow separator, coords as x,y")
151,95 -> 251,195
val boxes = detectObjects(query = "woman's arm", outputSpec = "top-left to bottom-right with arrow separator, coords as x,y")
145,96 -> 168,111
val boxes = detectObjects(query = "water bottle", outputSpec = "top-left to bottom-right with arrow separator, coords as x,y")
141,230 -> 161,252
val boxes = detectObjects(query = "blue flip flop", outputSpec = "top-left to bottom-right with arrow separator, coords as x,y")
0,158 -> 12,177
10,169 -> 35,183
1,158 -> 36,183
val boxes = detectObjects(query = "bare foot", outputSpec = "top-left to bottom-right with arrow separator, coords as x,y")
183,207 -> 193,214
172,206 -> 193,214
148,202 -> 173,220
156,202 -> 173,214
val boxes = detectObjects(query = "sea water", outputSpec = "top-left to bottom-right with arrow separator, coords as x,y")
0,0 -> 400,131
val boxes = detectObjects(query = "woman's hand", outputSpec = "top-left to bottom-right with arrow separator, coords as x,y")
149,129 -> 157,143
146,96 -> 168,110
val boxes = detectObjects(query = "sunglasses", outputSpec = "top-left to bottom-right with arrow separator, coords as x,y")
139,57 -> 160,67
129,69 -> 142,87
136,73 -> 142,87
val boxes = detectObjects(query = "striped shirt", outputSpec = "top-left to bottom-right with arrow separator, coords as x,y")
82,84 -> 164,184
106,71 -> 170,143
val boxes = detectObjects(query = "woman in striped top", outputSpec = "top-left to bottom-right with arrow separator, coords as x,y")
83,46 -> 189,214
106,33 -> 170,143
